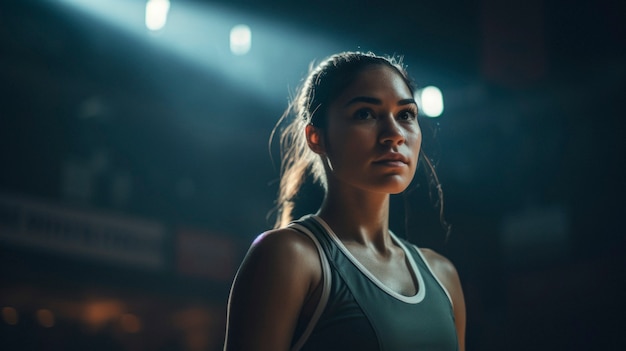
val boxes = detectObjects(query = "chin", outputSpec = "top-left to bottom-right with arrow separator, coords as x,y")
373,178 -> 412,194
388,186 -> 410,195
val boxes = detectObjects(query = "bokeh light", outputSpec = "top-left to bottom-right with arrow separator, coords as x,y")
419,86 -> 444,117
2,307 -> 19,325
230,24 -> 252,55
36,309 -> 55,328
120,313 -> 142,333
145,0 -> 170,31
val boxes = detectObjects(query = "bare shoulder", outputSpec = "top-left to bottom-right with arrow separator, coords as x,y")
225,228 -> 322,350
247,227 -> 320,264
238,227 -> 322,284
419,248 -> 460,281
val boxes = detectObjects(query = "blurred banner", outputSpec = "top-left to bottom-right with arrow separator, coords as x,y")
0,194 -> 165,269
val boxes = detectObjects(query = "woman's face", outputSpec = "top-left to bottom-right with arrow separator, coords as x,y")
319,64 -> 421,195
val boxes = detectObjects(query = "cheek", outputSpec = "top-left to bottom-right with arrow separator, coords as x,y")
328,126 -> 369,154
409,128 -> 422,154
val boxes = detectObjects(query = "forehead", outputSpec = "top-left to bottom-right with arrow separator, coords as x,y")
332,65 -> 413,105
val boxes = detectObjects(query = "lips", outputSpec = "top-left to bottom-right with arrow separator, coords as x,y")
373,153 -> 410,165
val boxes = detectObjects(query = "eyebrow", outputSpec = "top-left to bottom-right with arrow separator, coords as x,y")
343,96 -> 417,107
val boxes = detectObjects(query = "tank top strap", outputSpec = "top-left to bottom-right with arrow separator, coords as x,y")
287,215 -> 333,351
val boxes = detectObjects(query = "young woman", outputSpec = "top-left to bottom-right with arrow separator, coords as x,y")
224,52 -> 466,351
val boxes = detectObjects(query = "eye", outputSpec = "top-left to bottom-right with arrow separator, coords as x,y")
354,108 -> 375,120
397,108 -> 417,121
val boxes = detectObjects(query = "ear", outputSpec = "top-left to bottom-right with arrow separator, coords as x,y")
305,124 -> 326,155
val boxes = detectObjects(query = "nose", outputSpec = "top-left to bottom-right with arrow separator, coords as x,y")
378,115 -> 405,146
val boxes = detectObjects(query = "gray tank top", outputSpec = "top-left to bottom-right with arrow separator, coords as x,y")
289,215 -> 458,351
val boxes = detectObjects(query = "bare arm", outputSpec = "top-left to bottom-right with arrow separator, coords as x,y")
420,249 -> 467,351
224,229 -> 321,351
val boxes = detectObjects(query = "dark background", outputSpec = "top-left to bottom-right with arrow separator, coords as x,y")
1,0 -> 624,350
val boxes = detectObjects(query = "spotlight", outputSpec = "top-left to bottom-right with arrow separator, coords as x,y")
145,0 -> 170,31
230,24 -> 251,55
418,86 -> 444,117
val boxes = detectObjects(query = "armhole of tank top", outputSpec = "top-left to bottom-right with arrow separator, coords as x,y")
411,244 -> 454,309
288,223 -> 332,351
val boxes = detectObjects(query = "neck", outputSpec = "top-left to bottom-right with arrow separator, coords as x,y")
317,183 -> 393,250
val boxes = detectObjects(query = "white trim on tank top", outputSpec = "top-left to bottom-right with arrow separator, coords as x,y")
411,244 -> 454,309
288,216 -> 455,351
288,222 -> 332,351
311,215 -> 426,304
